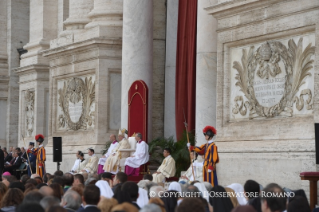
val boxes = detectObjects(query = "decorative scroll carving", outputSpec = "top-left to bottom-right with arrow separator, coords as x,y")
58,76 -> 95,130
232,37 -> 315,118
25,90 -> 34,137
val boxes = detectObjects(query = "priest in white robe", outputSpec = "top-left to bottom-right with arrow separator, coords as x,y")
103,128 -> 131,174
70,151 -> 82,173
152,148 -> 176,183
179,151 -> 204,183
124,133 -> 149,176
97,134 -> 118,174
80,148 -> 99,174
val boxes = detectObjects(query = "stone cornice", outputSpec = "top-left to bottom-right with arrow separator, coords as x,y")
42,37 -> 122,58
14,64 -> 50,76
205,0 -> 289,19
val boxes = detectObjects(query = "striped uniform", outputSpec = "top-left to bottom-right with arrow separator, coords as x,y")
193,141 -> 219,186
29,146 -> 46,177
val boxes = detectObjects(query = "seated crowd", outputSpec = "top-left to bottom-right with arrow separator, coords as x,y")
0,169 -> 314,212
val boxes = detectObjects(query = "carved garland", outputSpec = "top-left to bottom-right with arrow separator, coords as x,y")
58,77 -> 95,130
25,90 -> 35,137
232,38 -> 315,118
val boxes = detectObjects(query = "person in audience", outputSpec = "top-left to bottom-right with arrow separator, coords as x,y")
97,198 -> 118,212
61,190 -> 82,212
15,148 -> 21,157
288,196 -> 310,212
95,180 -> 114,199
3,151 -> 12,164
260,183 -> 286,212
43,173 -> 52,184
69,184 -> 84,197
40,196 -> 60,210
124,133 -> 149,176
143,174 -> 153,181
39,186 -> 54,196
50,183 -> 64,201
140,204 -> 162,212
121,181 -> 140,209
81,149 -> 99,174
27,142 -> 36,176
23,191 -> 44,204
35,176 -> 43,184
46,206 -> 68,212
81,184 -> 101,212
73,174 -> 85,186
148,198 -> 166,212
4,150 -> 22,175
161,190 -> 179,212
16,203 -> 44,212
31,173 -> 41,179
9,181 -> 25,192
2,175 -> 17,187
137,187 -> 149,208
111,202 -> 138,212
180,151 -> 204,183
112,172 -> 128,192
20,174 -> 30,185
0,146 -> 4,176
152,148 -> 176,183
176,197 -> 205,212
26,178 -> 38,186
113,189 -> 132,204
20,147 -> 27,162
64,173 -> 74,192
0,188 -> 24,212
149,186 -> 164,199
209,185 -> 234,212
8,147 -> 13,157
54,170 -> 64,176
244,180 -> 261,212
53,176 -> 65,187
168,182 -> 182,193
231,205 -> 257,212
98,134 -> 118,174
0,183 -> 8,202
103,128 -> 131,174
227,183 -> 247,205
225,187 -> 239,208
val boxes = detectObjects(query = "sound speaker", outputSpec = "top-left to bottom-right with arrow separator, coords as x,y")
315,124 -> 319,164
53,137 -> 62,162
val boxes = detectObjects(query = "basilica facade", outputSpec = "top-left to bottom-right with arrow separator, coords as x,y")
0,0 -> 318,196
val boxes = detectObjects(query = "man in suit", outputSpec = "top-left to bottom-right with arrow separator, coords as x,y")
4,151 -> 12,164
0,146 -> 4,176
78,184 -> 101,212
121,181 -> 140,210
20,147 -> 28,162
4,151 -> 22,175
112,172 -> 127,192
27,142 -> 36,176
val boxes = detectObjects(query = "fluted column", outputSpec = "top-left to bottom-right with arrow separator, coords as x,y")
63,0 -> 94,32
85,0 -> 123,38
195,0 -> 218,145
121,0 -> 153,141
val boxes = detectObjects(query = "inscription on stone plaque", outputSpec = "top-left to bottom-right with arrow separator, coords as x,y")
230,34 -> 315,120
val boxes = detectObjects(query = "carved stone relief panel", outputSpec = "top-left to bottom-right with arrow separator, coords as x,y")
57,75 -> 96,131
230,34 -> 315,120
109,72 -> 121,130
24,90 -> 35,137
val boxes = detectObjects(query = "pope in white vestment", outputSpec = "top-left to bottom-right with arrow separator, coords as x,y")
152,149 -> 176,183
103,129 -> 131,174
80,148 -> 99,174
98,134 -> 119,174
125,133 -> 149,176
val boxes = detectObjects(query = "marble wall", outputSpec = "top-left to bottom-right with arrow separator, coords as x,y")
0,100 -> 7,145
109,72 -> 122,131
205,0 -> 319,197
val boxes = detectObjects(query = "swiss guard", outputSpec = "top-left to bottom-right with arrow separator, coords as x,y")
26,142 -> 36,176
188,126 -> 219,186
28,134 -> 46,177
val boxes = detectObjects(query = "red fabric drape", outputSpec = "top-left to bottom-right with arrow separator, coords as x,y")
175,0 -> 197,140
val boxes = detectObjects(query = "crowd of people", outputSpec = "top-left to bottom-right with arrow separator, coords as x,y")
0,170 -> 314,212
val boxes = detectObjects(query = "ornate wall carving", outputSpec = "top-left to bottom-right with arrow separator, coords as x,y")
25,90 -> 35,137
57,75 -> 96,131
230,34 -> 315,120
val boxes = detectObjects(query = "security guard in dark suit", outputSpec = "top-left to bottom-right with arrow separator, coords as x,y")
27,142 -> 36,176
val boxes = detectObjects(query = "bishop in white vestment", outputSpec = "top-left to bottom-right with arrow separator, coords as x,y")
152,148 -> 176,183
125,133 -> 149,176
180,151 -> 204,182
98,134 -> 118,174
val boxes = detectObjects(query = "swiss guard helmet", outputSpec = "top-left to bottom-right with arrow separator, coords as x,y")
203,126 -> 217,139
35,134 -> 44,143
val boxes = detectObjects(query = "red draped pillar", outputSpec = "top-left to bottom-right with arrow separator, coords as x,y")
175,0 -> 197,140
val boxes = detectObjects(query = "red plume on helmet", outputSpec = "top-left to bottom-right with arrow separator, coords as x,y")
202,126 -> 217,135
35,134 -> 44,141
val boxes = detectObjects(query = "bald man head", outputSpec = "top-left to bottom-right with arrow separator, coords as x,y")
39,186 -> 54,196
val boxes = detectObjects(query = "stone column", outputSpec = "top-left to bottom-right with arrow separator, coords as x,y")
195,0 -> 218,145
121,0 -> 153,141
16,0 -> 57,145
57,0 -> 69,35
63,0 -> 94,32
85,0 -> 123,38
164,0 -> 179,139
